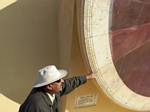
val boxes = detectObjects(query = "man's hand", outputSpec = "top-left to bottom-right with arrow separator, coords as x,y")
86,72 -> 96,80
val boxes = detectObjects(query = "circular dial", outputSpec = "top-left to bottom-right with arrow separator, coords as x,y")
77,0 -> 150,111
111,0 -> 150,97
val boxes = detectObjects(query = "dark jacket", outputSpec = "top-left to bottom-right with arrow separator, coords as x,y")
19,75 -> 87,112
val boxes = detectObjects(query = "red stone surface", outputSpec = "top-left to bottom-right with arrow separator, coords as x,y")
110,0 -> 150,96
111,0 -> 150,31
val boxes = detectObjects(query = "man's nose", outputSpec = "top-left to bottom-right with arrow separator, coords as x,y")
60,79 -> 64,84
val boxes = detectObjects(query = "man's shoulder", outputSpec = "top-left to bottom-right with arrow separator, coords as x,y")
29,91 -> 46,103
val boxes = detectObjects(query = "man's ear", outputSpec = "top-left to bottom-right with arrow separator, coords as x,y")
46,84 -> 53,90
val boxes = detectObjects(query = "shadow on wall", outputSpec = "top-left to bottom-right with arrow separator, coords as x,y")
0,0 -> 59,104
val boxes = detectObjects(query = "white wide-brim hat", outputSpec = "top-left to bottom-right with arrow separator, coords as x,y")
33,65 -> 68,88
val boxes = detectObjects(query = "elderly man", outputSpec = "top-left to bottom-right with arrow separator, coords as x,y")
19,65 -> 95,112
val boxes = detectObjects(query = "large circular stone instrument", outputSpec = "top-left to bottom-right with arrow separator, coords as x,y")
77,0 -> 150,111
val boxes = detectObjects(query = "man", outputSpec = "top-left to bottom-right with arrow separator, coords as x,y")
19,65 -> 95,112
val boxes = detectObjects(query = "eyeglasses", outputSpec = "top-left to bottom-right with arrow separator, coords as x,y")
54,79 -> 61,83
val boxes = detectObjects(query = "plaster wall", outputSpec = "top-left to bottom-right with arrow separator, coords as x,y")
0,1 -> 59,111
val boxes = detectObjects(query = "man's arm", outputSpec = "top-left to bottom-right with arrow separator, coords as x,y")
60,72 -> 95,96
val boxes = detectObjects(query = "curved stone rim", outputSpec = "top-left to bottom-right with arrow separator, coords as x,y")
77,0 -> 150,111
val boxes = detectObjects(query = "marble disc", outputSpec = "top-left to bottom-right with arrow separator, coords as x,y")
77,0 -> 150,111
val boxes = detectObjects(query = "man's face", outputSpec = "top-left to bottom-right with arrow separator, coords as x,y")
50,79 -> 64,93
